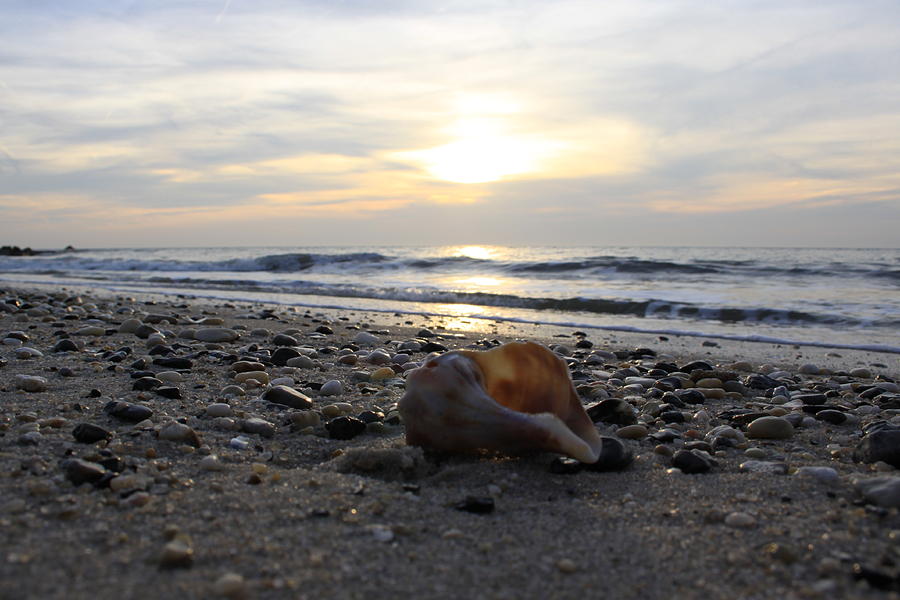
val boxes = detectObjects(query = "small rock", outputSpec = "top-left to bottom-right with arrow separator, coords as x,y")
199,455 -> 227,472
319,380 -> 343,396
586,399 -> 637,425
241,417 -> 276,438
286,355 -> 316,369
724,512 -> 756,528
795,466 -> 839,484
158,422 -> 201,447
672,449 -> 715,474
261,385 -> 313,409
855,430 -> 900,467
72,423 -> 112,444
855,477 -> 900,508
62,458 -> 107,486
354,331 -> 381,345
615,424 -> 648,439
194,327 -> 238,343
214,573 -> 248,600
739,460 -> 788,474
14,374 -> 48,392
159,538 -> 194,569
326,416 -> 366,440
454,496 -> 494,514
370,367 -> 396,382
585,437 -> 633,471
747,416 -> 794,440
52,339 -> 79,352
272,333 -> 298,346
104,400 -> 153,422
206,403 -> 234,418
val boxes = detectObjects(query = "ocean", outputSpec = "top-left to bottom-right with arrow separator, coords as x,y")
1,245 -> 898,353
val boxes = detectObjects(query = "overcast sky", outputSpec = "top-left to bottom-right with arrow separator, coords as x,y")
1,0 -> 898,248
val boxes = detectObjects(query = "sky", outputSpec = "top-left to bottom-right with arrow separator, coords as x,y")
1,0 -> 899,248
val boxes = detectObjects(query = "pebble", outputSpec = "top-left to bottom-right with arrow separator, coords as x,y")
724,512 -> 756,528
739,460 -> 788,475
241,417 -> 276,438
354,331 -> 381,345
159,538 -> 194,569
291,411 -> 321,429
319,380 -> 343,396
586,437 -> 633,471
213,573 -> 248,600
272,333 -> 299,346
672,449 -> 715,474
234,371 -> 269,385
261,385 -> 313,409
104,400 -> 153,422
370,367 -> 396,382
229,436 -> 251,450
794,466 -> 840,484
72,423 -> 112,444
52,339 -> 79,352
286,355 -> 316,369
854,477 -> 900,508
206,403 -> 234,418
850,367 -> 872,379
454,496 -> 495,514
746,416 -> 794,440
326,416 -> 366,439
615,424 -> 648,439
199,455 -> 227,472
854,429 -> 900,467
586,399 -> 637,425
62,458 -> 107,486
556,559 -> 578,574
156,370 -> 184,383
75,325 -> 106,336
118,318 -> 142,333
14,374 -> 48,392
158,422 -> 202,447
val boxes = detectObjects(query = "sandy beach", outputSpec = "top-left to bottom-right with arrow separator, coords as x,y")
2,283 -> 900,600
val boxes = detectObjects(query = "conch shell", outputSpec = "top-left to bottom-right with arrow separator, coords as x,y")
399,341 -> 604,463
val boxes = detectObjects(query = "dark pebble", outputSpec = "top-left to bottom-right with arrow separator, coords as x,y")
746,374 -> 781,390
586,399 -> 637,425
660,410 -> 685,424
852,563 -> 900,591
325,416 -> 366,440
104,400 -> 153,422
262,385 -> 313,409
672,449 -> 715,474
650,428 -> 681,443
52,339 -> 78,352
681,360 -> 713,373
816,409 -> 847,425
72,423 -> 112,444
59,367 -> 75,377
795,393 -> 827,405
152,357 -> 193,369
675,389 -> 706,404
86,389 -> 102,398
860,387 -> 884,400
357,410 -> 385,423
272,333 -> 299,346
854,430 -> 900,467
454,496 -> 495,514
155,386 -> 182,400
133,376 -> 163,391
62,458 -> 107,486
420,341 -> 448,353
315,325 -> 334,335
574,339 -> 593,349
148,345 -> 173,356
585,437 -> 633,471
271,347 -> 302,366
134,324 -> 160,339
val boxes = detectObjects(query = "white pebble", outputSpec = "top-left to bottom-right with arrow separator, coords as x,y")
724,512 -> 756,528
319,380 -> 343,396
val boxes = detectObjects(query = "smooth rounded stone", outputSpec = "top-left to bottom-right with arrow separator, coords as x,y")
214,573 -> 247,599
155,386 -> 182,400
366,350 -> 392,365
660,410 -> 685,424
104,400 -> 153,422
62,458 -> 107,486
199,455 -> 228,472
3,337 -> 24,347
876,382 -> 900,393
392,353 -> 411,365
212,417 -> 240,431
586,399 -> 637,425
220,385 -> 246,397
724,512 -> 757,528
357,410 -> 385,424
337,354 -> 359,366
159,539 -> 194,569
616,424 -> 648,439
234,371 -> 269,384
290,410 -> 321,429
51,338 -> 79,353
18,431 -> 42,445
326,416 -> 366,440
319,379 -> 343,396
739,460 -> 788,475
270,347 -> 301,366
15,347 -> 44,359
854,430 -> 900,467
133,376 -> 163,391
672,449 -> 716,474
109,473 -> 150,493
854,477 -> 900,508
747,416 -> 794,440
269,332 -> 297,347
795,466 -> 839,484
75,325 -> 106,336
206,403 -> 234,418
117,318 -> 141,333
850,367 -> 873,379
261,385 -> 313,410
231,360 -> 267,373
158,422 -> 201,447
370,367 -> 396,382
399,340 -> 422,352
153,356 -> 192,369
699,388 -> 726,400
799,363 -> 821,375
241,417 -> 276,438
816,409 -> 847,425
14,374 -> 48,392
269,376 -> 295,387
4,330 -> 29,342
695,377 -> 723,389
585,437 -> 633,471
744,447 -> 767,459
155,370 -> 184,384
286,355 -> 316,369
354,331 -> 381,346
623,376 -> 656,389
72,423 -> 112,444
194,327 -> 238,343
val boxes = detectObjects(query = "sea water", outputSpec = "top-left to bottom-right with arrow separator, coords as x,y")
1,245 -> 897,352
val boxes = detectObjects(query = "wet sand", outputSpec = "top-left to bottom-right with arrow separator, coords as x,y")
1,283 -> 899,599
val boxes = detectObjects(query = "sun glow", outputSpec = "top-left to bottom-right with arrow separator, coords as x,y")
454,245 -> 494,260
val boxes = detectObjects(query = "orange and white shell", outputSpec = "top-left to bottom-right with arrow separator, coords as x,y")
399,341 -> 603,463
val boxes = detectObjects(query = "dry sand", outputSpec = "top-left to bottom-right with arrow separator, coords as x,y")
1,283 -> 900,599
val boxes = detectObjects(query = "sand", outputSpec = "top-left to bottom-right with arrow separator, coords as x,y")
1,282 -> 899,600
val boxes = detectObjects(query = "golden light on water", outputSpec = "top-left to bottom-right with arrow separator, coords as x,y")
454,245 -> 494,260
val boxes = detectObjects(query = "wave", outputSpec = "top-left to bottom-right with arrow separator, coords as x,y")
110,275 -> 899,330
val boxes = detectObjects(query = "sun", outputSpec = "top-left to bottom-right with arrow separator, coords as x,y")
394,95 -> 559,184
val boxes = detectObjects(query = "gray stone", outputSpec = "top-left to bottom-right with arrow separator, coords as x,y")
319,380 -> 343,396
241,417 -> 276,438
747,416 -> 794,440
855,476 -> 900,508
194,327 -> 238,343
855,430 -> 900,467
158,422 -> 201,447
739,460 -> 788,474
261,385 -> 313,409
14,374 -> 48,392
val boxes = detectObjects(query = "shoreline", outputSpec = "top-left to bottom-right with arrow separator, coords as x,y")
2,282 -> 900,599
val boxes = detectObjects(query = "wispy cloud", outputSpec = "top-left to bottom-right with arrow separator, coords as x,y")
0,0 -> 898,247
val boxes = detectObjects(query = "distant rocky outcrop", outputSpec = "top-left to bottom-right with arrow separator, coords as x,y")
0,245 -> 77,256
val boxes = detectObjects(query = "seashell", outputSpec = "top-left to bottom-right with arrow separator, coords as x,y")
399,341 -> 604,463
